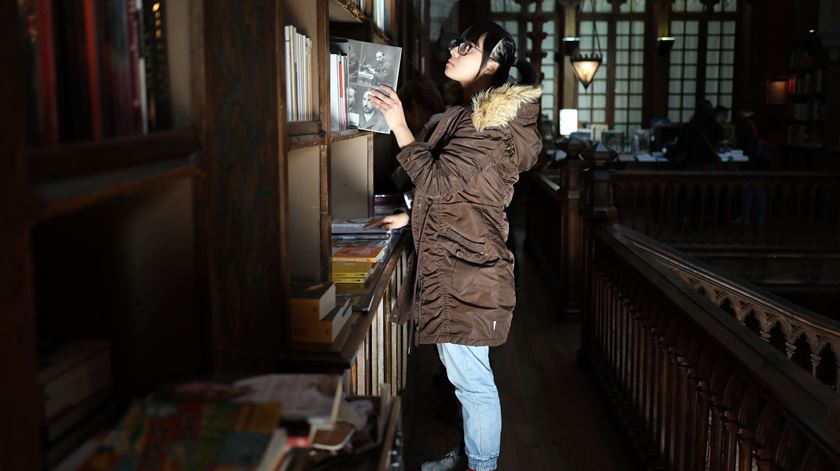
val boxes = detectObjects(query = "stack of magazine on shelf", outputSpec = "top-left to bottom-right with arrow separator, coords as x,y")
331,217 -> 391,286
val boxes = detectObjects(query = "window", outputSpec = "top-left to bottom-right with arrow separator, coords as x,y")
668,0 -> 738,123
492,1 -> 555,125
577,0 -> 646,133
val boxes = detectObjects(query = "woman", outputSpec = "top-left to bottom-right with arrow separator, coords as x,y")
367,21 -> 542,471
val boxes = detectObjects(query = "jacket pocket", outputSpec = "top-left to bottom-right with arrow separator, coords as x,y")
438,227 -> 494,266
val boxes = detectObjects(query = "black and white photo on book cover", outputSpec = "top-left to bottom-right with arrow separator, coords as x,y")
343,40 -> 401,134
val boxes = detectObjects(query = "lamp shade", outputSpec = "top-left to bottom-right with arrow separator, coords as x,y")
570,53 -> 602,90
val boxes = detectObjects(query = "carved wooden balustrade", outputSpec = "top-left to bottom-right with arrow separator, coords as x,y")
621,228 -> 840,396
581,223 -> 840,471
608,171 -> 840,251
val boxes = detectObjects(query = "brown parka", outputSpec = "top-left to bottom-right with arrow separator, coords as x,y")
392,83 -> 543,347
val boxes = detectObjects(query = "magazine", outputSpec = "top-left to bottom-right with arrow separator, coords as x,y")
336,38 -> 402,134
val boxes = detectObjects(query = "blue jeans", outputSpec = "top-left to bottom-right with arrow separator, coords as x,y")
437,343 -> 501,471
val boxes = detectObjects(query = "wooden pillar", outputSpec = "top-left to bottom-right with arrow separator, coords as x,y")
645,0 -> 672,125
0,0 -> 40,468
561,159 -> 584,318
560,0 -> 581,109
733,0 -> 753,114
201,0 -> 288,371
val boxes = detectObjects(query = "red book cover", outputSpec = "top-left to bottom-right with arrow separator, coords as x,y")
82,0 -> 103,139
36,0 -> 59,144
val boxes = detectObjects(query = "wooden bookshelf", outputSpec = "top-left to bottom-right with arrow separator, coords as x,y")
2,0 -> 427,467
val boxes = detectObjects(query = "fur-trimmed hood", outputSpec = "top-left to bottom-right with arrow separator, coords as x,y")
470,83 -> 542,131
471,83 -> 542,172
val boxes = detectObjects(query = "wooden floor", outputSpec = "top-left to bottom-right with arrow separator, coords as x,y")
401,201 -> 635,470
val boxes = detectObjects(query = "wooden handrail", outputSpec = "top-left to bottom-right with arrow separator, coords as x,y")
615,224 -> 840,395
607,170 -> 840,250
582,223 -> 840,470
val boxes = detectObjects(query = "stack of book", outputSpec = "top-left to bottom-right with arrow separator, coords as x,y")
290,281 -> 353,344
329,42 -> 350,131
284,25 -> 314,122
57,374 -> 345,471
331,217 -> 391,285
39,341 -> 113,466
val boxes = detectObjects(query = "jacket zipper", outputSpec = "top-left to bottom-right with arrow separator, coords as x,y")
409,114 -> 452,346
412,198 -> 429,346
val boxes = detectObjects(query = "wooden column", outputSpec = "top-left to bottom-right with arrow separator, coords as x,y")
201,0 -> 288,371
733,0 -> 753,114
644,0 -> 672,125
0,0 -> 40,468
560,0 -> 581,109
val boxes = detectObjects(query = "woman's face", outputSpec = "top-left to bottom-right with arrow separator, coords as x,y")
444,34 -> 491,85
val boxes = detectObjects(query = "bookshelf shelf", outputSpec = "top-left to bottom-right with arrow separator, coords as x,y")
289,133 -> 327,150
372,26 -> 393,45
32,155 -> 201,222
27,130 -> 200,184
278,231 -> 410,369
330,0 -> 366,23
288,120 -> 323,136
331,129 -> 373,143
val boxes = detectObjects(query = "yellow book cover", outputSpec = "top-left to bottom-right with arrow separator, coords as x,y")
331,261 -> 373,276
331,242 -> 387,263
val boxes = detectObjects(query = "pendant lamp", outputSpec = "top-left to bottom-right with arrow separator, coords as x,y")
570,0 -> 603,90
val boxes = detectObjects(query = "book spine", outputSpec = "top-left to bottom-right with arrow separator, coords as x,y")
285,26 -> 292,121
82,0 -> 103,140
331,256 -> 379,263
330,54 -> 337,131
126,0 -> 142,134
143,0 -> 171,131
135,0 -> 148,134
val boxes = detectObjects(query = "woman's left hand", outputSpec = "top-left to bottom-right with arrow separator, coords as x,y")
368,86 -> 408,132
368,86 -> 415,148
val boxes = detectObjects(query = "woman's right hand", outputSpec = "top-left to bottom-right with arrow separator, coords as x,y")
365,212 -> 410,231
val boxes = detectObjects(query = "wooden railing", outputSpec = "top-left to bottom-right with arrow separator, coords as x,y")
582,223 -> 840,471
526,161 -> 585,318
619,226 -> 840,396
609,171 -> 840,250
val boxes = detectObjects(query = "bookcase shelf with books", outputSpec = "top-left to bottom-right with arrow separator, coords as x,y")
3,0 -> 426,467
5,0 -> 203,468
786,39 -> 829,166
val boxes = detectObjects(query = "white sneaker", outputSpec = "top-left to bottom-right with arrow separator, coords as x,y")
420,447 -> 467,471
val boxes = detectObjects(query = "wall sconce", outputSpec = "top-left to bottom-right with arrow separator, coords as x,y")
657,36 -> 676,55
766,78 -> 788,105
562,36 -> 580,56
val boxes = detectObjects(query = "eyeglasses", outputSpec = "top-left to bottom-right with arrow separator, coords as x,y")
449,39 -> 482,56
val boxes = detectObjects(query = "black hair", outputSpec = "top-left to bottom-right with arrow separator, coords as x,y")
459,21 -> 536,87
399,76 -> 445,115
